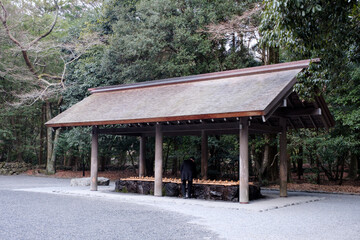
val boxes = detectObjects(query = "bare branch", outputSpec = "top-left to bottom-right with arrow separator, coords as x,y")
0,1 -> 37,75
28,86 -> 51,106
200,4 -> 263,41
28,0 -> 59,48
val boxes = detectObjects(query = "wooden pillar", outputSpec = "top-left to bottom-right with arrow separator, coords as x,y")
239,117 -> 249,203
279,118 -> 288,197
154,124 -> 163,196
139,135 -> 146,177
201,130 -> 208,180
90,126 -> 98,191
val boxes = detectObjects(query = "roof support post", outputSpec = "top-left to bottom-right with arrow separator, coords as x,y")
90,126 -> 98,191
279,118 -> 288,197
201,130 -> 208,180
239,117 -> 249,204
154,124 -> 163,196
139,135 -> 146,177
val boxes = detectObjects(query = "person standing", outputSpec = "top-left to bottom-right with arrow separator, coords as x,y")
180,157 -> 196,199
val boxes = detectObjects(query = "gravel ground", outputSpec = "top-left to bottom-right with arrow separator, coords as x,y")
1,175 -> 360,240
0,176 -> 218,240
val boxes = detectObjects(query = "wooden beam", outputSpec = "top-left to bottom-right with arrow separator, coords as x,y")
99,127 -> 154,135
275,108 -> 322,117
309,115 -> 317,129
249,123 -> 282,133
201,130 -> 208,180
263,88 -> 294,121
239,117 -> 249,203
90,126 -> 98,191
46,111 -> 264,128
154,124 -> 163,196
279,118 -> 287,197
139,135 -> 146,177
298,117 -> 306,128
287,118 -> 296,130
98,121 -> 282,136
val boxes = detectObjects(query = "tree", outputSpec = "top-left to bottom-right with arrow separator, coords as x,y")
0,0 -> 103,173
260,0 -> 360,183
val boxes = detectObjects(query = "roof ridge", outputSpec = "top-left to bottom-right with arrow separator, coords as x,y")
88,59 -> 318,94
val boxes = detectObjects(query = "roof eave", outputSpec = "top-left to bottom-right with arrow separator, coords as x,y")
45,110 -> 265,128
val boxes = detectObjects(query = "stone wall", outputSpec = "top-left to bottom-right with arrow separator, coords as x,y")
115,179 -> 262,201
0,162 -> 32,175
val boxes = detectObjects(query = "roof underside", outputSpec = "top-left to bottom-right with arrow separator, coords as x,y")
46,59 -> 334,133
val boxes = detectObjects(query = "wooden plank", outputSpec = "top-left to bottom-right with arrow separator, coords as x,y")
90,126 -> 98,191
239,117 -> 249,203
154,124 -> 163,196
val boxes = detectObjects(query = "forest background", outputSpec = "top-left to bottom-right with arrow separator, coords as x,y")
0,0 -> 359,188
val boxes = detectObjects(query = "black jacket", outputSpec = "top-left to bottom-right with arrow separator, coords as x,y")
180,159 -> 196,181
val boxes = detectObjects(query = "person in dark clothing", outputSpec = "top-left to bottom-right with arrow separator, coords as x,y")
180,157 -> 196,199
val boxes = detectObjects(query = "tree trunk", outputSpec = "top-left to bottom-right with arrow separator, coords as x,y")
316,156 -> 321,184
339,154 -> 347,185
260,134 -> 270,180
100,156 -> 106,172
349,151 -> 358,180
171,137 -> 179,176
46,101 -> 54,174
39,102 -> 46,165
45,101 -> 61,174
265,47 -> 280,65
50,128 -> 60,169
335,157 -> 340,181
163,138 -> 171,174
297,146 -> 304,180
264,134 -> 278,182
287,153 -> 292,182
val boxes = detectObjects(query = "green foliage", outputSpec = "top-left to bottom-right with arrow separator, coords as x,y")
261,0 -> 360,182
121,186 -> 128,193
99,0 -> 257,86
260,0 -> 360,97
0,103 -> 43,163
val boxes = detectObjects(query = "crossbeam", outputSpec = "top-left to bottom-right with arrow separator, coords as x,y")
97,121 -> 282,136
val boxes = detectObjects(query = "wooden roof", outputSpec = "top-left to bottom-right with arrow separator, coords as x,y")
46,59 -> 334,132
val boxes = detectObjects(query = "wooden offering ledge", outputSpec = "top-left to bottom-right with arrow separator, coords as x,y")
115,177 -> 262,201
120,176 -> 249,186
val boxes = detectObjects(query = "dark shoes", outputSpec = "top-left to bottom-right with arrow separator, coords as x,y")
183,193 -> 190,199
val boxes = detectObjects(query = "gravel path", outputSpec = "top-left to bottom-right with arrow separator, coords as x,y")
1,175 -> 360,240
0,176 -> 218,240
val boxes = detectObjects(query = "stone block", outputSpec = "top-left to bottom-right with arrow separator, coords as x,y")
70,177 -> 110,186
114,179 -> 262,201
164,182 -> 180,197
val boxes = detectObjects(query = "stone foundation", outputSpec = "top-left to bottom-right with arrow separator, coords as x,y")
0,162 -> 32,175
115,179 -> 262,201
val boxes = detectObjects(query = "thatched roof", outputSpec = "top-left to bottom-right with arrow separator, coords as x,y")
46,59 -> 334,131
